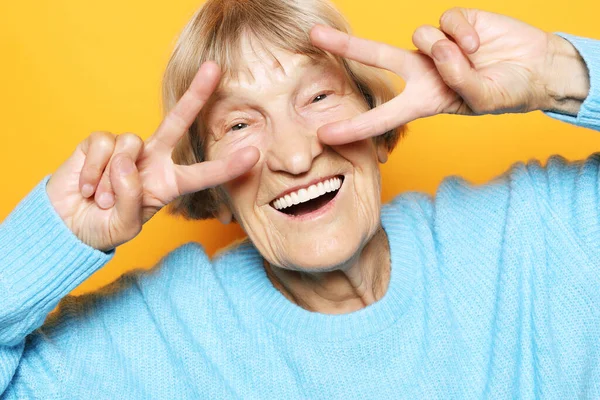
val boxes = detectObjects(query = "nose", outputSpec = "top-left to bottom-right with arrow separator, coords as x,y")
265,116 -> 323,175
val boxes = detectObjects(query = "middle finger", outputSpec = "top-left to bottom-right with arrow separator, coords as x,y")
309,25 -> 416,79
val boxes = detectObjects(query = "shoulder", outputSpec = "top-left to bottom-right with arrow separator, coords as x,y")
138,238 -> 260,290
382,153 -> 600,243
381,157 -> 541,239
64,241 -> 212,315
44,242 -> 210,317
137,241 -> 211,281
382,190 -> 435,229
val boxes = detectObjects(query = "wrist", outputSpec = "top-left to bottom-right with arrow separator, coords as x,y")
542,33 -> 590,116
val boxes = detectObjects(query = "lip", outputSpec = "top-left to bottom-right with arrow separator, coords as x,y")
270,174 -> 344,205
272,175 -> 345,222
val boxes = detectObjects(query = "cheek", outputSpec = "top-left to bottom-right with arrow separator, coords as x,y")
334,139 -> 379,170
223,164 -> 261,208
220,157 -> 268,224
209,133 -> 268,160
335,140 -> 382,210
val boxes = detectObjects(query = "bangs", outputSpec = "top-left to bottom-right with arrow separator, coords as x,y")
203,2 -> 335,82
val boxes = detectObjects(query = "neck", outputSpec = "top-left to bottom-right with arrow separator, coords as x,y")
263,226 -> 391,314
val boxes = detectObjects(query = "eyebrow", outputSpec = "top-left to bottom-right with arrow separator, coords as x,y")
210,56 -> 333,103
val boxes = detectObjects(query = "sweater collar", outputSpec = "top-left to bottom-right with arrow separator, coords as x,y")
217,200 -> 422,342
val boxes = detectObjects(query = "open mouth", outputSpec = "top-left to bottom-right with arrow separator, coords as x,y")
271,175 -> 344,217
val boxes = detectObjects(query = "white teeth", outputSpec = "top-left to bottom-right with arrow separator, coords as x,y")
272,177 -> 343,210
298,188 -> 309,202
291,192 -> 299,205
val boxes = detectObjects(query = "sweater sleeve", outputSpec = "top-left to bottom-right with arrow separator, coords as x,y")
543,33 -> 600,131
0,175 -> 114,398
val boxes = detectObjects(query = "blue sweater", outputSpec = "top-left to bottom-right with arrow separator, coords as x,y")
1,33 -> 600,399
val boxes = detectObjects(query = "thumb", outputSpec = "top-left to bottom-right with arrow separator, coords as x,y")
431,39 -> 486,111
110,154 -> 143,234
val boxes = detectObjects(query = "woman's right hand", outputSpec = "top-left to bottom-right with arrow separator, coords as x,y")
46,62 -> 259,253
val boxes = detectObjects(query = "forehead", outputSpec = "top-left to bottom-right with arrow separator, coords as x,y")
215,35 -> 343,93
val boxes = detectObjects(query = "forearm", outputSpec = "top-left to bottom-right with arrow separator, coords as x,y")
0,175 -> 113,344
543,33 -> 591,116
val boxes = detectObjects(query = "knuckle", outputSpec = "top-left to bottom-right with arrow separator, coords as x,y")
353,120 -> 373,140
412,25 -> 426,40
81,131 -> 112,153
379,44 -> 399,68
342,35 -> 353,56
90,131 -> 115,141
118,132 -> 143,148
412,25 -> 436,46
439,10 -> 451,26
414,24 -> 430,36
440,8 -> 458,27
411,30 -> 421,46
94,135 -> 117,153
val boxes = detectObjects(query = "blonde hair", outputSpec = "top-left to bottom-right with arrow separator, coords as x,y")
163,0 -> 406,220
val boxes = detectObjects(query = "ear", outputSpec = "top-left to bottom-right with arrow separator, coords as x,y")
215,202 -> 233,225
376,141 -> 388,164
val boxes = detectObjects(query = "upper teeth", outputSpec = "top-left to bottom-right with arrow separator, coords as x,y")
273,177 -> 342,210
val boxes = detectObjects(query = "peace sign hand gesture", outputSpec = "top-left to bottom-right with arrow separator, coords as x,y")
46,62 -> 259,253
310,8 -> 581,145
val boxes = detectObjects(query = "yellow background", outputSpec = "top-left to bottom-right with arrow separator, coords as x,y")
1,0 -> 599,296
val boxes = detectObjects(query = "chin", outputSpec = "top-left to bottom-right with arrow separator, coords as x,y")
276,228 -> 368,272
233,168 -> 383,272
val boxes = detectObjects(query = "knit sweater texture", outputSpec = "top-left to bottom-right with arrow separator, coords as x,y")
1,33 -> 600,399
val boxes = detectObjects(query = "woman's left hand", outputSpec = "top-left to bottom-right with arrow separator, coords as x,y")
310,7 -> 589,144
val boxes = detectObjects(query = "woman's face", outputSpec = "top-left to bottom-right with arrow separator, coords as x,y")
204,38 -> 387,271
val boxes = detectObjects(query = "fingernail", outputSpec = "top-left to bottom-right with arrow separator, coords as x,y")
82,184 -> 94,198
98,192 -> 114,208
432,45 -> 452,62
118,158 -> 134,175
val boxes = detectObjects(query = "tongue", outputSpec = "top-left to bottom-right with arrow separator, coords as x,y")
282,190 -> 337,216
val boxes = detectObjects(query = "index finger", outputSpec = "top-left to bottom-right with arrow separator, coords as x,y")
309,24 -> 413,79
175,146 -> 261,196
147,61 -> 221,154
317,88 -> 420,145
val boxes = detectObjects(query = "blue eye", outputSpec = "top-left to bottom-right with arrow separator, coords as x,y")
230,123 -> 248,132
312,94 -> 328,103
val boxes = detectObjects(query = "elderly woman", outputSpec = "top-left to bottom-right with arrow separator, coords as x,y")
1,0 -> 599,398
